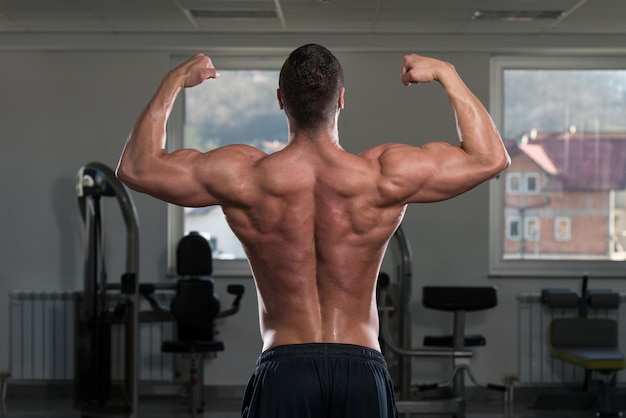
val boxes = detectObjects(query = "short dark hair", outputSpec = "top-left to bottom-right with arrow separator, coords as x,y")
279,44 -> 344,131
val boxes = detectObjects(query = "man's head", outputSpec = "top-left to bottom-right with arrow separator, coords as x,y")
278,44 -> 344,131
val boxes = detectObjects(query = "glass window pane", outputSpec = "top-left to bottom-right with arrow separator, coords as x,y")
507,172 -> 521,194
524,217 -> 540,242
554,217 -> 571,241
525,173 -> 539,194
501,67 -> 626,261
183,70 -> 287,259
506,216 -> 521,240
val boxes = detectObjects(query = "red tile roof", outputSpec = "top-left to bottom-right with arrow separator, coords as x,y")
507,132 -> 626,191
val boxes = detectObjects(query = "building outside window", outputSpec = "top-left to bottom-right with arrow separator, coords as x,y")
166,55 -> 626,277
490,57 -> 626,276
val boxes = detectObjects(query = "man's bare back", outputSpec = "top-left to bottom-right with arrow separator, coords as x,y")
117,46 -> 509,353
117,43 -> 509,417
223,137 -> 407,351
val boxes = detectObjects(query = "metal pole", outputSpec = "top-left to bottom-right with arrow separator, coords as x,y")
76,162 -> 140,418
393,225 -> 413,399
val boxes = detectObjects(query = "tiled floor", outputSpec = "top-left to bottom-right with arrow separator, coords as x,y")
1,393 -> 624,418
2,381 -> 626,418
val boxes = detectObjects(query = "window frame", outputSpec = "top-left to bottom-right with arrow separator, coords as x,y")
166,53 -> 287,277
489,55 -> 626,278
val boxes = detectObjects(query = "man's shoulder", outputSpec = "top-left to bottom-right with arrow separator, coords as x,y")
208,143 -> 268,164
358,143 -> 399,161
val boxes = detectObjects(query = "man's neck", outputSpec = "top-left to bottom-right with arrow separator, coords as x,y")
288,124 -> 340,146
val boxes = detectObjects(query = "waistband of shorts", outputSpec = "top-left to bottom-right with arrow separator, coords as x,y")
257,343 -> 387,366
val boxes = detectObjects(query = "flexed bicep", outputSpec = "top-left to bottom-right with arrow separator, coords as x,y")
391,53 -> 510,204
119,145 -> 264,208
117,147 -> 216,207
116,52 -> 228,207
377,142 -> 494,205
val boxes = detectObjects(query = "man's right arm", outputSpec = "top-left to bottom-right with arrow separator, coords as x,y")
116,53 -> 249,208
372,54 -> 510,205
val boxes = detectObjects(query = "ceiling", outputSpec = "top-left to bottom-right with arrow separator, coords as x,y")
0,0 -> 624,36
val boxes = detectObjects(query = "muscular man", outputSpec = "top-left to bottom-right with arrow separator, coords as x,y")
117,44 -> 510,418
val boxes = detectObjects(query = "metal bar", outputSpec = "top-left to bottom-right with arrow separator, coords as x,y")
379,289 -> 473,360
392,225 -> 414,398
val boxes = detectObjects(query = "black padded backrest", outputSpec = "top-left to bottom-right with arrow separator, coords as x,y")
422,286 -> 498,311
177,231 -> 212,276
171,278 -> 221,341
551,318 -> 618,348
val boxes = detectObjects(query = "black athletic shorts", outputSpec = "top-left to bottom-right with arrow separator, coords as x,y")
241,343 -> 398,418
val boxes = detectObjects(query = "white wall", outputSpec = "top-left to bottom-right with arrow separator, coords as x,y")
2,33 -> 626,388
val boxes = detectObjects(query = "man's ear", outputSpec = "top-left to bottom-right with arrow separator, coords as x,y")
338,87 -> 345,109
277,88 -> 284,110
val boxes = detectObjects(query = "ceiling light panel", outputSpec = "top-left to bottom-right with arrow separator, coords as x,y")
472,10 -> 565,20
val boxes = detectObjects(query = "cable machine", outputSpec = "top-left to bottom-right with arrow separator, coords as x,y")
75,162 -> 139,418
380,225 -> 476,417
388,225 -> 414,400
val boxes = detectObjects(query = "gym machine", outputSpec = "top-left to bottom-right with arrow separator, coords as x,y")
75,162 -> 140,418
74,162 -> 245,418
379,225 -> 503,417
537,275 -> 625,417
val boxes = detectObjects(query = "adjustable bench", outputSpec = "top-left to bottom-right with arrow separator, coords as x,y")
543,285 -> 626,418
550,317 -> 625,417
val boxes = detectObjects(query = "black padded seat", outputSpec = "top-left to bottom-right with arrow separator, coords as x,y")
424,334 -> 486,348
416,285 -> 504,408
160,276 -> 225,355
422,286 -> 497,348
162,340 -> 224,354
422,286 -> 497,311
162,231 -> 224,356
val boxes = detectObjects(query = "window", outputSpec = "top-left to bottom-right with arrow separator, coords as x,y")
490,57 -> 626,277
525,173 -> 539,194
506,172 -> 539,195
167,54 -> 287,275
524,217 -> 540,242
506,216 -> 521,240
554,217 -> 571,242
506,173 -> 522,194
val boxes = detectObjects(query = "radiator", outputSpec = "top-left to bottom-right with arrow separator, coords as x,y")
9,290 -> 174,382
517,292 -> 626,384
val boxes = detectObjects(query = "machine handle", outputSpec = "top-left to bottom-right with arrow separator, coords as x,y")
217,284 -> 245,318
